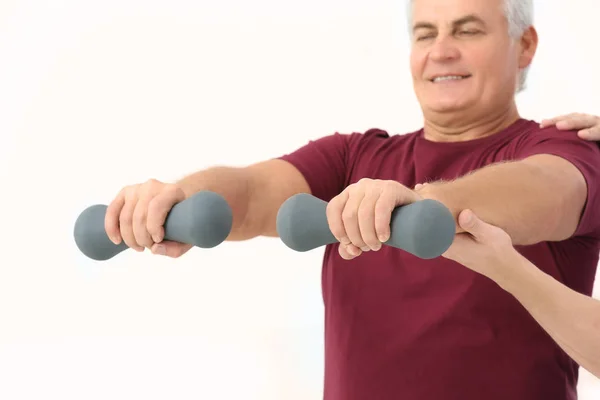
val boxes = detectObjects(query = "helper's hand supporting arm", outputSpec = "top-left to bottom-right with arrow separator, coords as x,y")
442,209 -> 600,379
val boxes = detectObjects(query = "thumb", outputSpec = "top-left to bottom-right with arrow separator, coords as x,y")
151,241 -> 193,258
457,209 -> 487,240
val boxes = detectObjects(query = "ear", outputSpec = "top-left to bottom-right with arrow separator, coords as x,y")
518,25 -> 538,69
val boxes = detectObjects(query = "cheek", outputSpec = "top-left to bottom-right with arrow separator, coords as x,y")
409,51 -> 425,78
477,47 -> 518,84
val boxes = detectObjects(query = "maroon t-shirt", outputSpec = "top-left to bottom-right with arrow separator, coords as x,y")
279,118 -> 600,400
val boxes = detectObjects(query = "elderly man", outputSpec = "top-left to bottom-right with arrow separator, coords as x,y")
104,0 -> 600,399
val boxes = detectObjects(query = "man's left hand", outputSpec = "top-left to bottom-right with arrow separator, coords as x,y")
327,179 -> 422,260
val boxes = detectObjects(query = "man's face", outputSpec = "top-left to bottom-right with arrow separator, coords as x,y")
410,0 -> 523,119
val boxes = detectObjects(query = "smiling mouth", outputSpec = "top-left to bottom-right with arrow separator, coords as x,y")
430,75 -> 472,83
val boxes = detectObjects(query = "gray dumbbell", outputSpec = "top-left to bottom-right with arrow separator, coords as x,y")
276,193 -> 455,259
74,191 -> 233,261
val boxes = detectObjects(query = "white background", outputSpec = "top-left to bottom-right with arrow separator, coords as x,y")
1,0 -> 599,398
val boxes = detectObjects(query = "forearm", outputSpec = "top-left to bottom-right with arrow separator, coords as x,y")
176,166 -> 255,240
496,257 -> 600,378
417,159 -> 584,245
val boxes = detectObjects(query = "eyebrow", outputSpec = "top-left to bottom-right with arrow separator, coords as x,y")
412,14 -> 487,33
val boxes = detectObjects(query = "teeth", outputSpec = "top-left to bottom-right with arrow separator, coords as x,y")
433,75 -> 466,82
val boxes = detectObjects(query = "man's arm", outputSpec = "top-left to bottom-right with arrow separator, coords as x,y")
105,159 -> 311,256
176,159 -> 311,240
416,154 -> 588,245
105,132 -> 351,257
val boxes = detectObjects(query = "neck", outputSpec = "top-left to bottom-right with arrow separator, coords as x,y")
423,102 -> 520,142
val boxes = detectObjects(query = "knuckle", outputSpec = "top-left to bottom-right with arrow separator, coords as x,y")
374,201 -> 391,215
347,184 -> 359,195
123,237 -> 138,250
357,206 -> 372,221
147,196 -> 164,215
363,237 -> 379,248
384,179 -> 397,188
338,247 -> 351,259
124,184 -> 138,197
325,200 -> 336,214
140,179 -> 163,196
163,183 -> 181,199
326,200 -> 341,220
145,178 -> 161,188
133,231 -> 148,247
147,223 -> 163,241
118,185 -> 130,197
342,207 -> 357,221
120,212 -> 133,225
383,180 -> 399,191
132,204 -> 145,219
328,223 -> 344,239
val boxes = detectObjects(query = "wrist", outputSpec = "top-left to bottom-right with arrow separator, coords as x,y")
416,181 -> 463,233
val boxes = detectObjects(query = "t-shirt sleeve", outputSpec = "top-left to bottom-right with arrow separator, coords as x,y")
277,132 -> 363,202
514,127 -> 600,238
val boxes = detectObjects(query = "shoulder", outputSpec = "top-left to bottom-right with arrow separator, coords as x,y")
510,120 -> 599,158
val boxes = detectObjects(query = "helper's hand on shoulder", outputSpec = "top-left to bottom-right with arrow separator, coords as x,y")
326,179 -> 422,260
540,113 -> 600,141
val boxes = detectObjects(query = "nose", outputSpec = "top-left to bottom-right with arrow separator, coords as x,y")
429,37 -> 460,62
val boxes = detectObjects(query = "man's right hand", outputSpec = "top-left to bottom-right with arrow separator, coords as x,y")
104,179 -> 192,257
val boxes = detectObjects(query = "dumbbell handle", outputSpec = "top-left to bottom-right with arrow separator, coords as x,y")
73,191 -> 233,261
276,193 -> 455,259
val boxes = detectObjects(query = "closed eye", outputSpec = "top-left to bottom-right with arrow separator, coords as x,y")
457,30 -> 481,36
416,34 -> 435,41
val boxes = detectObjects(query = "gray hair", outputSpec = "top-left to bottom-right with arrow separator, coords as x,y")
407,0 -> 534,92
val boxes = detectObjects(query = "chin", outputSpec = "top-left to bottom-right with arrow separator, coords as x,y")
426,100 -> 470,113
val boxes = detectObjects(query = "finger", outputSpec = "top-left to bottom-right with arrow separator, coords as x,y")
375,182 -> 417,243
457,209 -> 489,242
147,184 -> 186,243
338,243 -> 361,260
119,195 -> 144,252
327,191 -> 351,245
341,189 -> 368,251
132,196 -> 155,249
151,241 -> 193,258
578,126 -> 600,141
357,191 -> 382,251
374,189 -> 400,244
105,189 -> 126,244
539,113 -> 576,128
555,115 -> 597,131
